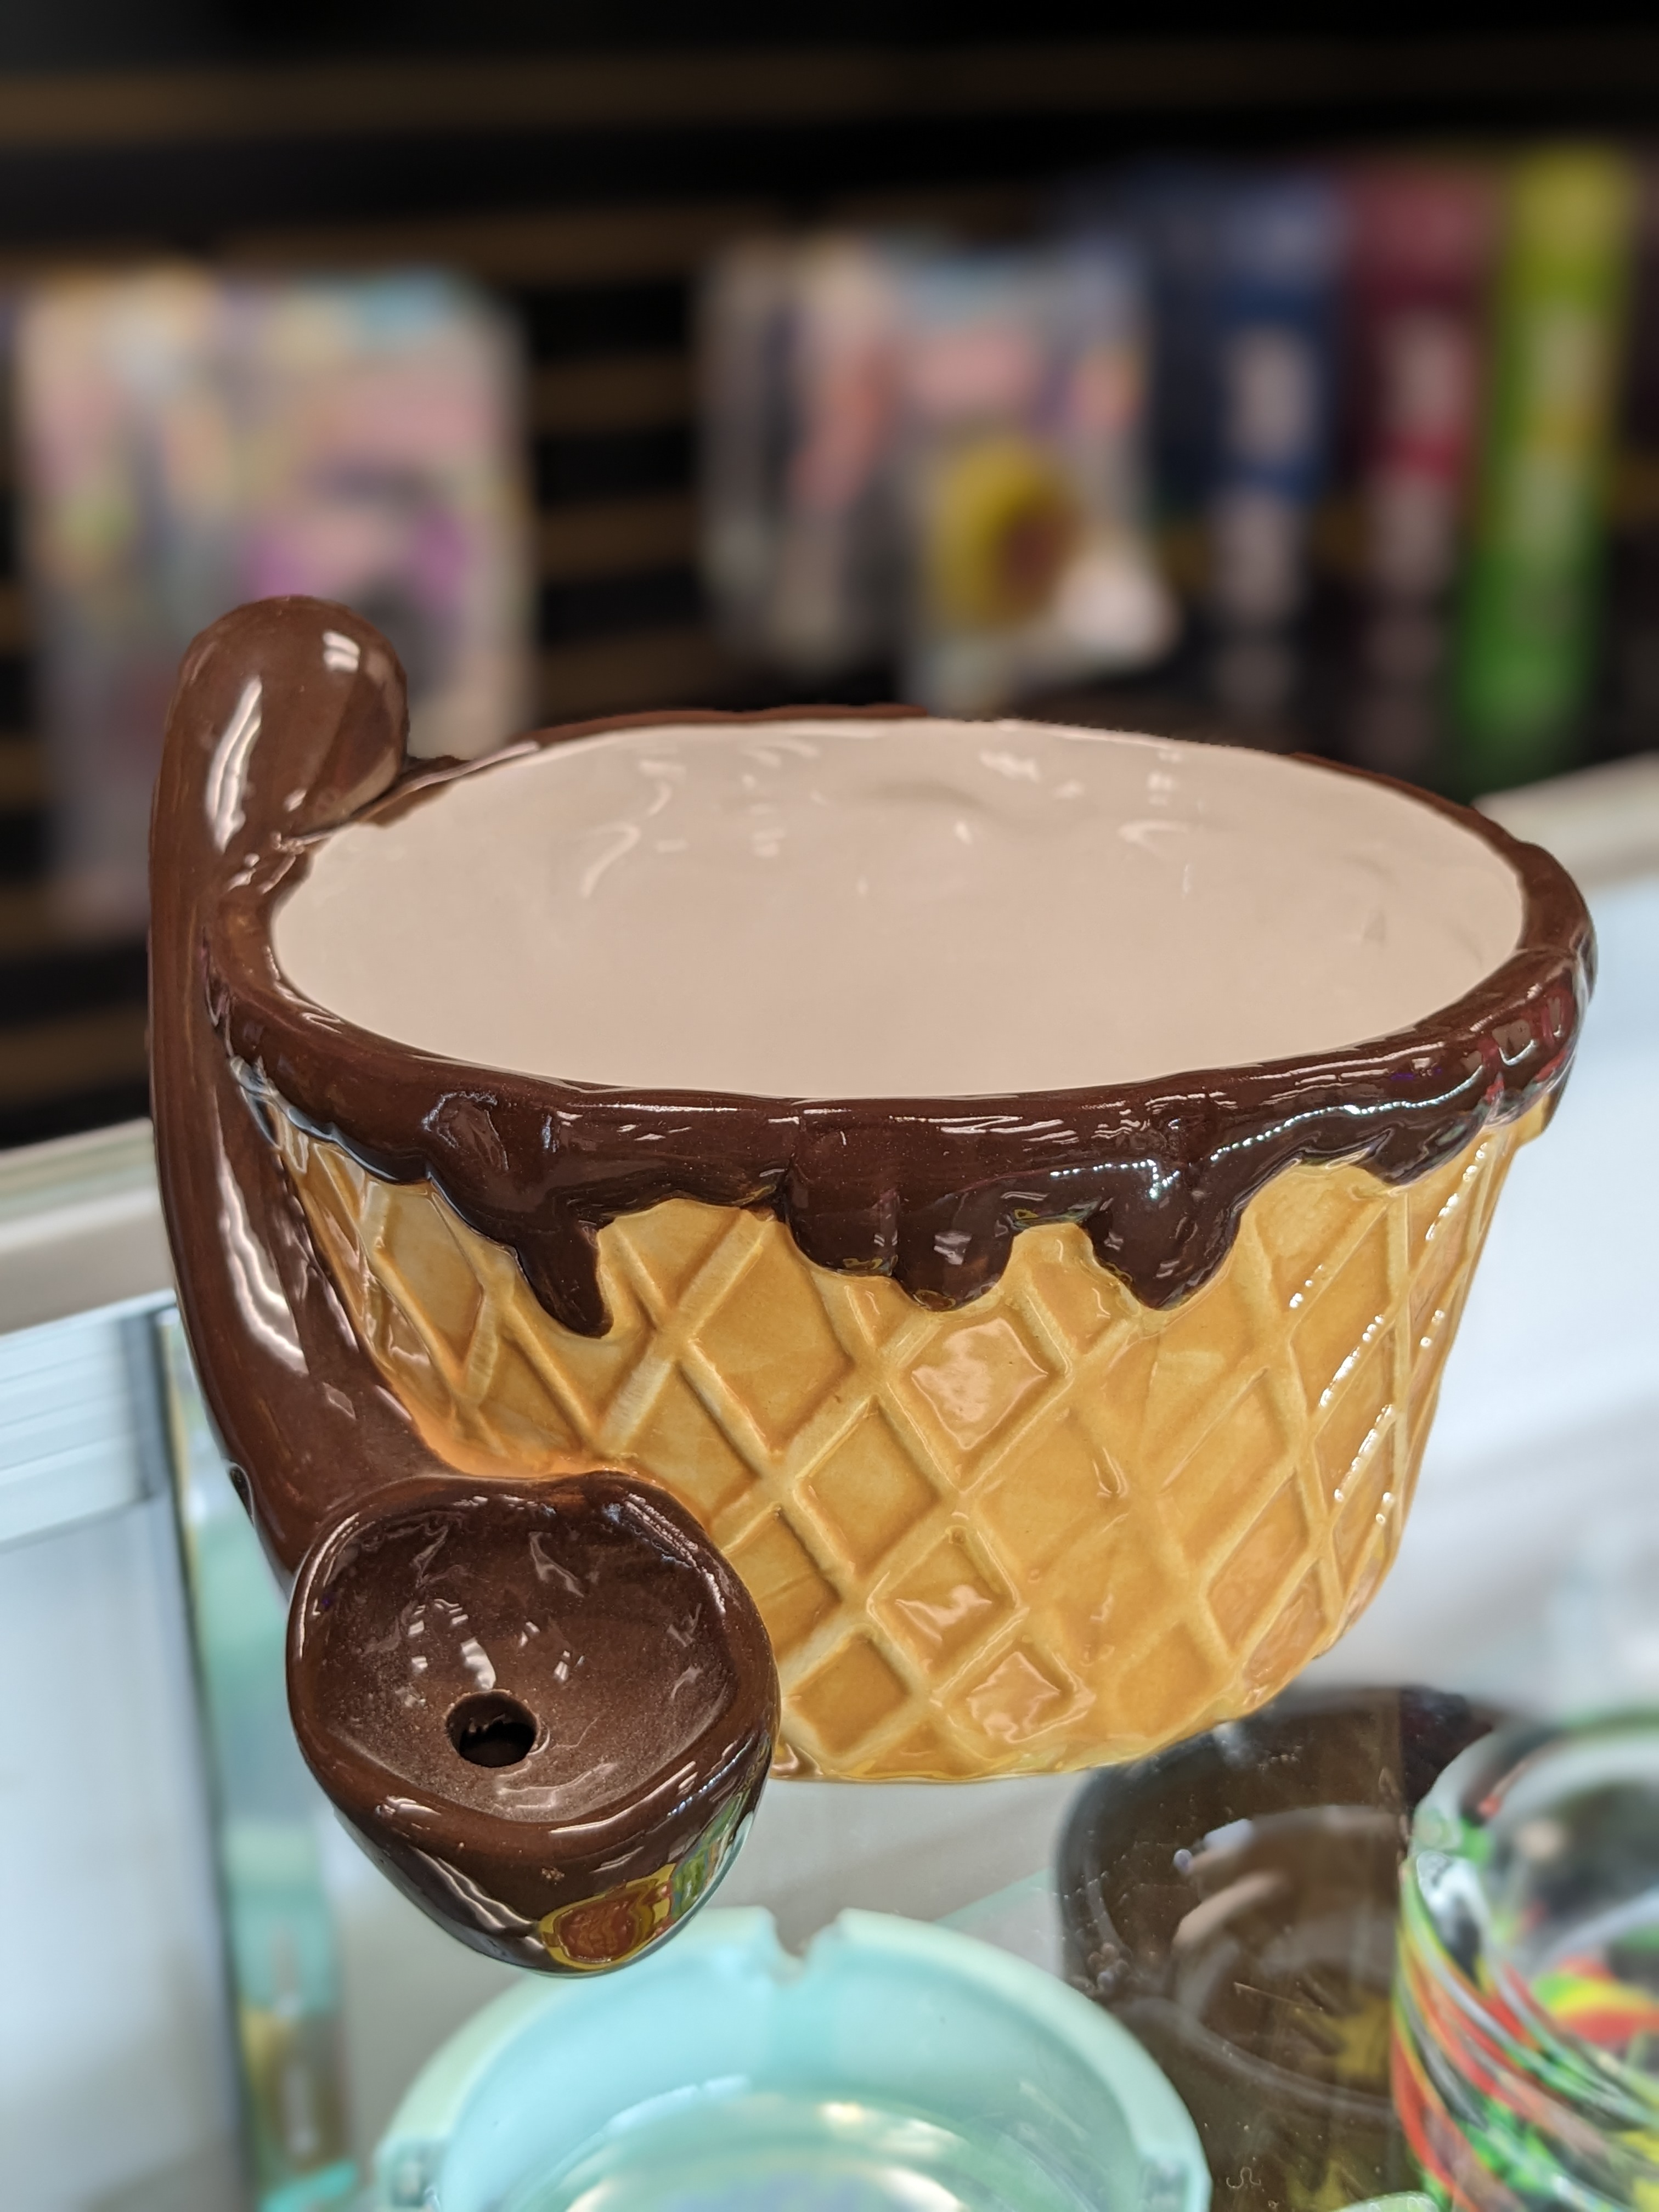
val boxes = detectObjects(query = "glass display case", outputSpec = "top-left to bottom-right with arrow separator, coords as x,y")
3,759 -> 1656,2212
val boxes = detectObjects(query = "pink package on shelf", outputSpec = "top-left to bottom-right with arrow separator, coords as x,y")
1340,163 -> 1498,778
18,267 -> 531,933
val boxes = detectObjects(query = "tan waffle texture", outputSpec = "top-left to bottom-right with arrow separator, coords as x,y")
273,1107 -> 1537,1779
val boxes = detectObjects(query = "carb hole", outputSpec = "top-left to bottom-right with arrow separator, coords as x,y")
447,1692 -> 537,1768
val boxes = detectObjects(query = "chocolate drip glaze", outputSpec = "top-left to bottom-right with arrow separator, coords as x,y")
158,600 -> 1591,1568
149,594 -> 914,1576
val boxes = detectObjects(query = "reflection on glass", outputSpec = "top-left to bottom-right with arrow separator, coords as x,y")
1058,1687 -> 1498,2212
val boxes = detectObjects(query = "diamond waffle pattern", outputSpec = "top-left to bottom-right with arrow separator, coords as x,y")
272,1105 -> 1539,1779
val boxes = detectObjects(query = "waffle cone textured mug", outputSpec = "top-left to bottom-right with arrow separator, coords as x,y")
151,599 -> 1590,1970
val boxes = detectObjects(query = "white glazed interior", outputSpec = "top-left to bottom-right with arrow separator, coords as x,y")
272,719 -> 1524,1099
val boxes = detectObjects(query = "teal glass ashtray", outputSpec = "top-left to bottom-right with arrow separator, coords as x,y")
371,1907 -> 1210,2212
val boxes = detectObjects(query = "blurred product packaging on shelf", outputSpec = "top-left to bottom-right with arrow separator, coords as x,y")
1450,148 -> 1635,795
698,143 -> 1659,795
701,237 -> 901,681
1119,163 -> 1344,738
1337,162 -> 1498,785
18,267 -> 532,934
700,232 -> 1173,713
899,240 -> 1173,711
1598,166 -> 1659,764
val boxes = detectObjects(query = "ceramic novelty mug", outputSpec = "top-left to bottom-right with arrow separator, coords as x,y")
151,598 -> 1590,1968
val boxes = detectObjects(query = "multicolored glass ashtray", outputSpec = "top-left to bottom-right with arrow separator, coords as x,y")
1395,1710 -> 1659,2212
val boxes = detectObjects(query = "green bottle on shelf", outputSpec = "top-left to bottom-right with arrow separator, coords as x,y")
1452,147 -> 1635,795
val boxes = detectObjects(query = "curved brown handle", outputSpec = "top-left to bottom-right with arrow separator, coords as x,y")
150,599 -> 778,1972
150,597 -> 442,1573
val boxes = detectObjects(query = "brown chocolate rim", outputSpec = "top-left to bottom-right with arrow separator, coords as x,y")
207,674 -> 1592,1337
151,600 -> 1592,1572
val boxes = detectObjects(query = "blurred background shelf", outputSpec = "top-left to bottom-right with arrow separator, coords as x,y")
0,21 -> 1650,1146
0,20 -> 1655,2211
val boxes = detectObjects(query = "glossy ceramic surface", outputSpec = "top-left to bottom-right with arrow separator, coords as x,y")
287,1474 -> 775,1973
190,611 -> 1587,1358
148,599 -> 1587,1888
369,1906 -> 1210,2212
148,600 -> 780,1972
1057,1686 -> 1500,2212
276,1107 -> 1536,1779
270,711 -> 1526,1099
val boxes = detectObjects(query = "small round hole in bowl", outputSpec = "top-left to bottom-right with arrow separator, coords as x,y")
447,1691 -> 537,1768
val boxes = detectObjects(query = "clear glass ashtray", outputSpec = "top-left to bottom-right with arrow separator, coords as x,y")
1397,1711 -> 1659,2212
1057,1686 -> 1498,2212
